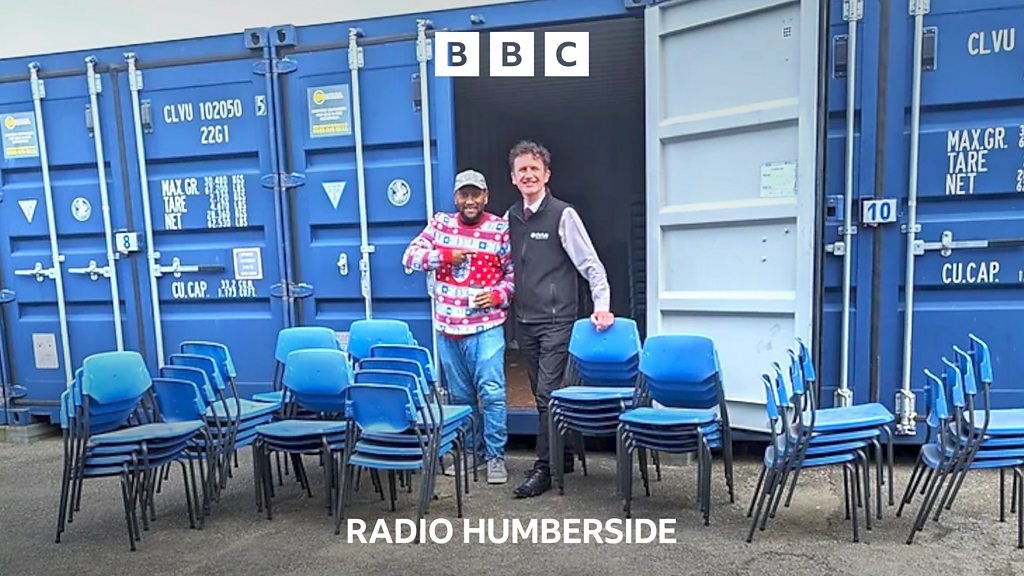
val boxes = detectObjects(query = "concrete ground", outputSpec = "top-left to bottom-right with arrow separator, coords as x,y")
1,438 -> 1021,576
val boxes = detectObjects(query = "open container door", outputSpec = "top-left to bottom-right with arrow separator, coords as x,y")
645,0 -> 821,431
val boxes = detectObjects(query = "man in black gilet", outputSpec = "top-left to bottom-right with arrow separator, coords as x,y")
506,140 -> 613,498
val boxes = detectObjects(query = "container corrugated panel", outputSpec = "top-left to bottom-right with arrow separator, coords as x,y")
822,0 -> 1024,439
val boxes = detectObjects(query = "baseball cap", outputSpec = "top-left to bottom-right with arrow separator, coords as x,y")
453,169 -> 487,193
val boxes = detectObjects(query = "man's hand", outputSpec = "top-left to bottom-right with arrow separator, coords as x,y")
473,291 -> 498,309
591,311 -> 614,331
450,249 -> 474,266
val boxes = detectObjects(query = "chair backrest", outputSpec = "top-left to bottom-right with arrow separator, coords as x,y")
370,344 -> 436,382
796,338 -> 817,384
345,384 -> 418,435
357,358 -> 427,395
968,333 -> 993,386
567,318 -> 642,364
275,327 -> 341,364
354,369 -> 421,396
169,354 -> 226,393
347,319 -> 414,361
161,365 -> 217,406
80,351 -> 152,406
282,349 -> 352,414
923,368 -> 948,431
952,345 -> 977,396
639,334 -> 723,410
941,357 -> 965,410
180,341 -> 236,381
152,378 -> 206,422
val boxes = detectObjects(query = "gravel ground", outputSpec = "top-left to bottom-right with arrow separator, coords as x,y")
1,438 -> 1021,576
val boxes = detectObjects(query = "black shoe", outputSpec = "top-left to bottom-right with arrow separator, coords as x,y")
514,467 -> 551,498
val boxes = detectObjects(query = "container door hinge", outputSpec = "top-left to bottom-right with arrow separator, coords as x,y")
0,289 -> 15,304
154,257 -> 224,278
270,281 -> 314,300
252,57 -> 297,76
261,172 -> 306,190
843,0 -> 864,21
909,0 -> 930,16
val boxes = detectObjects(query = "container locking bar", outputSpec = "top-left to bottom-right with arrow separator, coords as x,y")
29,62 -> 74,383
15,262 -> 58,283
67,260 -> 113,281
912,230 -> 1024,257
897,0 -> 931,436
154,257 -> 224,279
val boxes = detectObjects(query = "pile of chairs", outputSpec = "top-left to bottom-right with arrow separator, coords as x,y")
56,352 -> 209,551
245,319 -> 474,537
549,318 -> 643,494
617,334 -> 736,526
746,342 -> 894,542
899,334 -> 1024,548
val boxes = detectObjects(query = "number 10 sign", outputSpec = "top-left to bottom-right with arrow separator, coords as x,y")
861,198 -> 898,226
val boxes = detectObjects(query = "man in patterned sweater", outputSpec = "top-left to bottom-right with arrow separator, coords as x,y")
402,169 -> 514,484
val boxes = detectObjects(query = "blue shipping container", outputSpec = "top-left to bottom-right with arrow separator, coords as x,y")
1,0 -> 1021,442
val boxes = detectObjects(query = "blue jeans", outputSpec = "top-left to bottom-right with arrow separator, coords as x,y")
437,325 -> 507,460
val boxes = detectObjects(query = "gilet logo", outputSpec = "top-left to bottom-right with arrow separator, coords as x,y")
530,232 -> 550,241
434,32 -> 589,78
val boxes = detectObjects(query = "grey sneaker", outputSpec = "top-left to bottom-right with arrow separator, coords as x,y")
487,458 -> 508,484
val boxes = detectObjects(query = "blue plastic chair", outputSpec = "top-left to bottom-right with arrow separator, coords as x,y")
615,333 -> 734,525
55,351 -> 207,551
549,318 -> 642,493
347,319 -> 415,362
253,349 -> 352,524
334,376 -> 464,537
898,338 -> 1024,548
251,326 -> 342,404
747,368 -> 870,543
901,358 -> 1019,545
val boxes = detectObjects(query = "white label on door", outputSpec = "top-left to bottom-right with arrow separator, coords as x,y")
32,333 -> 59,370
759,161 -> 798,198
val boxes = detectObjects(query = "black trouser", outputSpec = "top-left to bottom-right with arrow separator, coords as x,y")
517,320 -> 574,472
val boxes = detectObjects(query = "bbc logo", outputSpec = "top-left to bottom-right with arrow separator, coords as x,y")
435,32 -> 589,77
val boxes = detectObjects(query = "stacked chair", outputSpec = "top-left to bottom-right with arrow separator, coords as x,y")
899,334 -> 1024,548
253,349 -> 353,523
616,334 -> 735,526
747,339 -> 895,543
548,318 -> 642,495
334,336 -> 473,537
252,326 -> 343,405
55,351 -> 208,551
167,344 -> 278,493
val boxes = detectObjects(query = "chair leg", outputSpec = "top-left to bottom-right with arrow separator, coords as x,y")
843,465 -> 851,520
747,466 -> 767,518
453,447 -> 464,519
897,453 -> 925,518
654,450 -> 662,482
1001,468 -> 1007,523
638,449 -> 650,497
119,473 -> 136,552
179,461 -> 196,530
387,471 -> 397,512
723,430 -> 736,503
859,450 -> 872,532
1016,468 -> 1023,549
1013,472 -> 1019,515
624,448 -> 635,518
873,439 -> 883,520
550,412 -> 564,496
746,467 -> 776,543
848,463 -> 860,543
